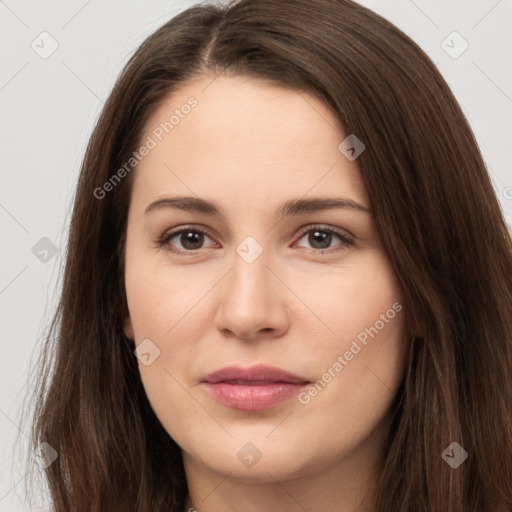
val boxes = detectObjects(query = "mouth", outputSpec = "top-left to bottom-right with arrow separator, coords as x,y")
201,364 -> 310,411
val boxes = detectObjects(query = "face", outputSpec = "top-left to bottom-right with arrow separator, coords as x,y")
123,74 -> 409,483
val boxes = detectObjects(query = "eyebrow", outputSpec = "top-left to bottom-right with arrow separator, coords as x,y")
144,195 -> 370,218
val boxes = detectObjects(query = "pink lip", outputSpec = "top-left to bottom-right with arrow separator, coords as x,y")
202,364 -> 310,411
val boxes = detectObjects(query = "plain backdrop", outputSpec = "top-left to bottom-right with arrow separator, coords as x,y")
1,0 -> 511,510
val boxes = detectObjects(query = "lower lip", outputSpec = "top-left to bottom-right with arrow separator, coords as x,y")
203,382 -> 308,411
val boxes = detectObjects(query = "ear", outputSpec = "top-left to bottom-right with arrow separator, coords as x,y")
124,315 -> 135,340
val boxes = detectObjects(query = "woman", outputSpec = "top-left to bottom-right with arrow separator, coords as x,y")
26,0 -> 512,510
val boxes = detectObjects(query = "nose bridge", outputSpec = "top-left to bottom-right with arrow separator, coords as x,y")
229,236 -> 274,310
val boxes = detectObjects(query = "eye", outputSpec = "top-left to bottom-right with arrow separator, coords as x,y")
157,227 -> 217,254
294,225 -> 354,253
157,224 -> 354,255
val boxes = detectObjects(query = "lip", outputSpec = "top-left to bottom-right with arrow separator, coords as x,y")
202,364 -> 310,411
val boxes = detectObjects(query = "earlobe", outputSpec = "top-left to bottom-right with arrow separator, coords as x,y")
124,316 -> 134,340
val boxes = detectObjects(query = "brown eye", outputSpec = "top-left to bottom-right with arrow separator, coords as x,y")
159,228 -> 216,253
295,226 -> 353,252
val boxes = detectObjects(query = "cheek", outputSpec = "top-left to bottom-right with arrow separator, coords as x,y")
296,255 -> 408,410
125,260 -> 206,436
124,251 -> 206,339
294,254 -> 405,348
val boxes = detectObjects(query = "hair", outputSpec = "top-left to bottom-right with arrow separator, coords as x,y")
22,0 -> 512,510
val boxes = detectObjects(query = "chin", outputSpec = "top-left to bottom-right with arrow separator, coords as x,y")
181,431 -> 324,483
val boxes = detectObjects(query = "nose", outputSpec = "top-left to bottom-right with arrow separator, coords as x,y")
214,247 -> 290,341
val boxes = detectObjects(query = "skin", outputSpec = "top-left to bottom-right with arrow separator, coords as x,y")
123,74 -> 410,512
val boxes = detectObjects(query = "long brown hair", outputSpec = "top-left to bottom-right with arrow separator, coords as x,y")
24,0 -> 512,510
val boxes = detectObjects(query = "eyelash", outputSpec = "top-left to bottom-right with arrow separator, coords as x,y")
156,224 -> 354,256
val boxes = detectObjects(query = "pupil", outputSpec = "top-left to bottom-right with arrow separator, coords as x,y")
309,230 -> 331,249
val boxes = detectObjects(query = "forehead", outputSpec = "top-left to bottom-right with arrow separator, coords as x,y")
132,74 -> 370,209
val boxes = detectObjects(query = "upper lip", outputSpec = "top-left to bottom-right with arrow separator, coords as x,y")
202,364 -> 310,385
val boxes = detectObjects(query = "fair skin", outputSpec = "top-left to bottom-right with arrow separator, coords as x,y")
123,74 -> 409,512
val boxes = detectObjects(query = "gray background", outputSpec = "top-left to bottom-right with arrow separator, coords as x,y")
1,0 -> 511,509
